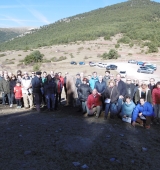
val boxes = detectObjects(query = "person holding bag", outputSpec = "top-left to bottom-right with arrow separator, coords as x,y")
104,80 -> 122,119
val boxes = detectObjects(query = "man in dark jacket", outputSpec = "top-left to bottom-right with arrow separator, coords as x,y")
77,78 -> 92,114
125,78 -> 136,101
148,78 -> 156,94
0,73 -> 10,106
103,71 -> 110,86
31,71 -> 42,112
116,74 -> 127,98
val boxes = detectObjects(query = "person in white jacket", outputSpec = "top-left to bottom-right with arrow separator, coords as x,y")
21,72 -> 33,109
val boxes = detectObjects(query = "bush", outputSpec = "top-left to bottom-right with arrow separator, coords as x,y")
24,50 -> 44,65
107,49 -> 119,59
0,53 -> 6,57
148,43 -> 158,53
118,36 -> 131,44
115,44 -> 120,48
33,63 -> 41,71
18,54 -> 21,56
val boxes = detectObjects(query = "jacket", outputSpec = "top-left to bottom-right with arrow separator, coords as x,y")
152,88 -> 160,104
134,88 -> 152,104
21,77 -> 32,94
125,83 -> 136,100
120,101 -> 135,117
132,102 -> 154,121
77,84 -> 92,101
0,78 -> 10,93
117,80 -> 127,97
104,86 -> 119,104
94,81 -> 106,95
89,77 -> 99,90
31,76 -> 42,94
43,79 -> 57,95
55,79 -> 63,93
87,93 -> 102,109
10,79 -> 17,93
103,76 -> 110,86
14,86 -> 22,99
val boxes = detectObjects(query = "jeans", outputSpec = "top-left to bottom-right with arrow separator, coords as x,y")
2,93 -> 10,105
81,101 -> 87,113
16,99 -> 22,106
105,98 -> 123,117
45,94 -> 55,109
9,93 -> 15,104
154,104 -> 160,119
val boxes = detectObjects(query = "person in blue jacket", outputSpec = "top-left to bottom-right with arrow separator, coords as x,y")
132,97 -> 154,129
89,72 -> 99,90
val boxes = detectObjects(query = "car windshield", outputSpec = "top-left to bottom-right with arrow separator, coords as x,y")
120,71 -> 126,73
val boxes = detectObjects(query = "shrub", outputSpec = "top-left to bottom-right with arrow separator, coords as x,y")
33,63 -> 41,71
0,53 -> 6,57
118,36 -> 131,44
70,53 -> 74,58
148,43 -> 158,53
18,54 -> 21,56
107,49 -> 119,59
115,44 -> 120,48
24,50 -> 44,65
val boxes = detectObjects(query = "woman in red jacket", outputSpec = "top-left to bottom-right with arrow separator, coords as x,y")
14,81 -> 22,108
152,81 -> 160,124
86,89 -> 102,118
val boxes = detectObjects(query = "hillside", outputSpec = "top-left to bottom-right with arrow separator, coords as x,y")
0,0 -> 160,51
0,27 -> 34,44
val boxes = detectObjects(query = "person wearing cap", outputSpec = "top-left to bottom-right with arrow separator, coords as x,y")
21,72 -> 33,109
125,78 -> 136,101
77,77 -> 92,114
31,71 -> 43,112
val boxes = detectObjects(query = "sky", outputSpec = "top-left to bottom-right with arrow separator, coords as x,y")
0,0 -> 159,28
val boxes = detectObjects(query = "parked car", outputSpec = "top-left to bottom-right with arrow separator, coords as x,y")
97,62 -> 107,68
70,61 -> 77,65
119,71 -> 127,78
137,67 -> 154,74
144,64 -> 157,70
137,61 -> 144,65
89,62 -> 96,67
106,64 -> 117,70
128,60 -> 137,64
79,62 -> 85,65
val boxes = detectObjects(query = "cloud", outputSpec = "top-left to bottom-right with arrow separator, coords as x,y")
16,0 -> 50,24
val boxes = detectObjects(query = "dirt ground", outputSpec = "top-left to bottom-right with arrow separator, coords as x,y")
0,98 -> 160,170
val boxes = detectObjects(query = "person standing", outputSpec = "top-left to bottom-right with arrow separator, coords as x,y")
116,74 -> 126,99
31,71 -> 43,112
125,78 -> 136,101
77,78 -> 92,114
103,71 -> 110,86
89,72 -> 99,90
14,81 -> 22,108
9,75 -> 17,107
44,74 -> 56,111
148,78 -> 156,94
0,73 -> 10,106
21,72 -> 33,109
152,81 -> 160,124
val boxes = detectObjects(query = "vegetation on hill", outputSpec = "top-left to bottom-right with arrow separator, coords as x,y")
0,0 -> 160,52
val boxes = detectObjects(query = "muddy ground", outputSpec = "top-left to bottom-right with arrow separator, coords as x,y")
0,101 -> 160,170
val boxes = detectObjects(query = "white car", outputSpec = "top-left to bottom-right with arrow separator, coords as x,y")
120,71 -> 127,78
89,62 -> 96,67
97,63 -> 107,68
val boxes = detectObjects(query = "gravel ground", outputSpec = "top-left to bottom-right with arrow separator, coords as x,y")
0,103 -> 160,170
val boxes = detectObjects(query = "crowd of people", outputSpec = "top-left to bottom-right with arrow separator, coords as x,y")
0,69 -> 160,129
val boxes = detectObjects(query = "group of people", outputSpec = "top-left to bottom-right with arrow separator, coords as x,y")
0,69 -> 160,129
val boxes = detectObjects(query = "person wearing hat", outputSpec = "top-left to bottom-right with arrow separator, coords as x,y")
77,77 -> 92,114
31,71 -> 43,112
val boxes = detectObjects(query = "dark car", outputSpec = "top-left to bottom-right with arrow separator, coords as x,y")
106,64 -> 117,70
70,61 -> 77,65
137,67 -> 154,74
128,60 -> 137,64
79,62 -> 85,65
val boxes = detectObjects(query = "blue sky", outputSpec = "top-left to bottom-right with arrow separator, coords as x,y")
0,0 -> 159,28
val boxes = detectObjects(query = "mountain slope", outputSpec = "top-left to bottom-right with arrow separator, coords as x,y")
0,0 -> 160,51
